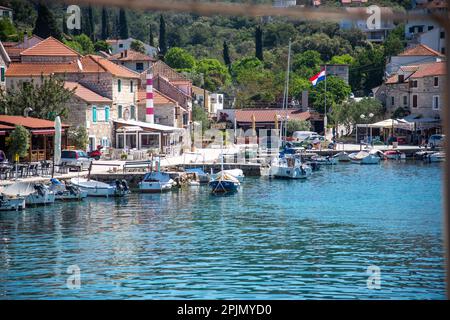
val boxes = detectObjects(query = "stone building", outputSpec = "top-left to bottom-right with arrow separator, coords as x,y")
108,49 -> 154,73
0,41 -> 10,91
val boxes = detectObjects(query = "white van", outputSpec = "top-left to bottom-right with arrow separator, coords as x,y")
292,131 -> 318,142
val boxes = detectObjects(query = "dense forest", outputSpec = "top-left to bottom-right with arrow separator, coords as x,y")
0,0 -> 409,118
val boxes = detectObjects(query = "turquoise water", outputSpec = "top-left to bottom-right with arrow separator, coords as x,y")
0,162 -> 445,299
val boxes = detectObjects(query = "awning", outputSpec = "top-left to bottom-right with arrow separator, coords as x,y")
116,126 -> 143,133
0,131 -> 7,136
114,119 -> 185,133
358,119 -> 414,131
31,129 -> 56,135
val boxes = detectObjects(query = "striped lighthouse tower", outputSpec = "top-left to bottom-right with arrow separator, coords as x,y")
145,67 -> 154,124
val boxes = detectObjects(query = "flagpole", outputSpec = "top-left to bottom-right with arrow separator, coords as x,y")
324,64 -> 327,137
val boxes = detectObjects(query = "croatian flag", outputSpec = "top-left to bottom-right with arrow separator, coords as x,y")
309,69 -> 326,87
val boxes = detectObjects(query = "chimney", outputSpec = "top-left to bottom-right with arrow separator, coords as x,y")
145,68 -> 155,124
398,74 -> 405,83
124,50 -> 128,58
120,52 -> 124,58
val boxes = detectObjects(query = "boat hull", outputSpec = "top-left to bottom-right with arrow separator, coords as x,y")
71,178 -> 116,197
271,166 -> 312,179
209,180 -> 240,193
26,193 -> 56,205
139,181 -> 174,193
0,198 -> 26,211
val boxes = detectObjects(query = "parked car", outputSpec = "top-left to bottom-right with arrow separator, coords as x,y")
428,134 -> 445,149
299,135 -> 334,150
60,150 -> 92,171
291,131 -> 318,143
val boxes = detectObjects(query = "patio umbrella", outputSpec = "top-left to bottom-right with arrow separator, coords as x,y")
54,116 -> 61,166
274,114 -> 279,130
251,114 -> 256,136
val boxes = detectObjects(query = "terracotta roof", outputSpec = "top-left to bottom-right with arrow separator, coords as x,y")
1,42 -> 18,47
147,60 -> 188,81
0,5 -> 12,11
410,61 -> 447,78
64,82 -> 112,104
235,109 -> 311,123
20,37 -> 81,57
399,44 -> 444,57
0,124 -> 14,130
82,55 -> 140,78
4,47 -> 24,62
6,62 -> 80,76
137,88 -> 178,105
109,49 -> 153,62
0,115 -> 69,129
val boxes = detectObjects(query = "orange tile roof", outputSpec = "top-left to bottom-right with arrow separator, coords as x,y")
137,88 -> 177,105
0,115 -> 69,129
235,109 -> 311,123
399,44 -> 444,57
147,60 -> 189,81
82,55 -> 140,78
64,82 -> 112,104
0,124 -> 14,130
6,62 -> 80,76
20,37 -> 81,57
410,61 -> 447,78
109,49 -> 153,62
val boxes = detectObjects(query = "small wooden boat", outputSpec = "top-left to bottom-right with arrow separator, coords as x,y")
50,179 -> 88,201
209,172 -> 240,193
185,168 -> 210,184
70,178 -> 116,197
139,172 -> 175,193
311,155 -> 338,165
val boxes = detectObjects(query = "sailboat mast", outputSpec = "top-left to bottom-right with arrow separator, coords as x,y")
284,39 -> 292,141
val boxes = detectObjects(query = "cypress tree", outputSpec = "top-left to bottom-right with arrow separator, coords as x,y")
101,7 -> 110,40
159,14 -> 167,56
62,11 -> 68,35
88,6 -> 95,41
149,25 -> 155,47
255,25 -> 263,61
119,8 -> 129,39
33,3 -> 62,40
223,41 -> 231,66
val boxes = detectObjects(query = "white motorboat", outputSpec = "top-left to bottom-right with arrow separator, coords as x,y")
214,169 -> 245,182
384,150 -> 406,160
49,179 -> 88,201
70,178 -> 116,197
1,182 -> 55,205
269,155 -> 313,179
334,152 -> 351,162
139,172 -> 175,193
426,152 -> 445,163
348,151 -> 381,165
0,195 -> 26,211
311,155 -> 338,165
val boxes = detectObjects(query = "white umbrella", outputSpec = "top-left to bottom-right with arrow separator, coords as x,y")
54,116 -> 61,165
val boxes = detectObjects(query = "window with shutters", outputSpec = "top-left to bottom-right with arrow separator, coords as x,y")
92,106 -> 97,123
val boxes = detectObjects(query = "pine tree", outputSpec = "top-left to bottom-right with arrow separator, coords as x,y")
149,25 -> 155,47
223,41 -> 231,66
101,7 -> 110,40
119,8 -> 129,39
159,14 -> 167,56
255,25 -> 263,61
81,7 -> 93,39
62,11 -> 68,35
33,3 -> 62,40
88,6 -> 95,41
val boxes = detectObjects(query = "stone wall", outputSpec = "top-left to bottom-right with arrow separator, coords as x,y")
21,56 -> 78,64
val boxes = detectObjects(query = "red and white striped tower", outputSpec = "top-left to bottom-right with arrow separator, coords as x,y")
145,67 -> 154,124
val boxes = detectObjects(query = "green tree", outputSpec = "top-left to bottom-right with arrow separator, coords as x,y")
0,18 -> 17,41
119,8 -> 129,39
192,105 -> 210,132
255,25 -> 263,61
7,125 -> 30,159
130,39 -> 146,54
223,41 -> 231,67
32,3 -> 62,40
350,46 -> 385,96
159,14 -> 167,56
149,25 -> 155,46
286,119 -> 311,135
68,126 -> 89,150
0,75 -> 75,120
310,76 -> 351,114
292,50 -> 323,79
94,40 -> 111,53
329,54 -> 355,65
101,7 -> 110,40
165,47 -> 196,70
292,33 -> 352,62
82,6 -> 95,40
332,98 -> 383,133
195,58 -> 230,92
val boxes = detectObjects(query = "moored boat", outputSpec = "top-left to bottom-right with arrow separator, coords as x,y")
209,172 -> 240,193
214,169 -> 245,182
2,182 -> 55,205
425,152 -> 445,163
50,179 -> 88,201
0,195 -> 26,211
138,172 -> 175,193
269,154 -> 313,179
70,178 -> 116,197
185,168 -> 210,184
311,155 -> 338,165
348,151 -> 381,165
384,150 -> 406,160
334,152 -> 351,162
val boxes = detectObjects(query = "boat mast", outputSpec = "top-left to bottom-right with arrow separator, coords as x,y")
281,39 -> 292,144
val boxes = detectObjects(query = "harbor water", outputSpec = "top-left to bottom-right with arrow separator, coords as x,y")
0,161 -> 445,299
